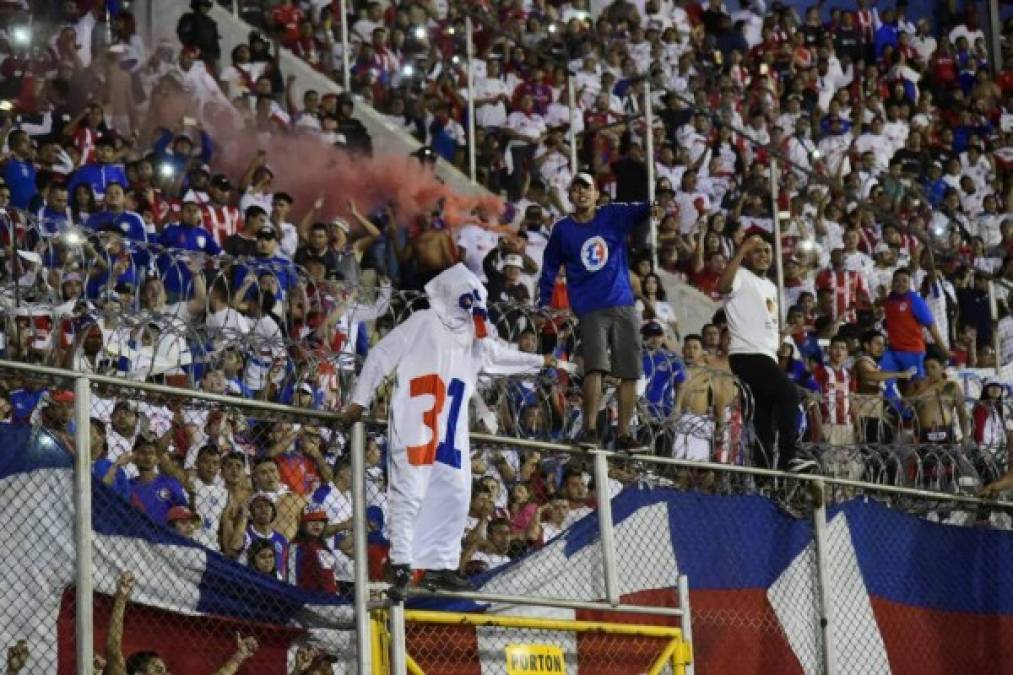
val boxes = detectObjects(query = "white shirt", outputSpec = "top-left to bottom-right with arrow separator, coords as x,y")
467,78 -> 511,128
725,268 -> 780,360
192,478 -> 229,550
505,111 -> 547,146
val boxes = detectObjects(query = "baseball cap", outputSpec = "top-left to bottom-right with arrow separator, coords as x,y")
640,321 -> 664,336
50,389 -> 75,404
210,174 -> 232,190
114,281 -> 136,294
301,508 -> 328,523
167,505 -> 201,523
190,163 -> 211,175
62,271 -> 83,284
570,172 -> 595,188
114,399 -> 139,413
874,243 -> 892,255
257,225 -> 277,239
502,254 -> 524,268
331,217 -> 351,234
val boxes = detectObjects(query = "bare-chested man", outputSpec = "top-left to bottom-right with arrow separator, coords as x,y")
906,355 -> 970,446
852,330 -> 914,444
672,335 -> 735,480
387,208 -> 458,290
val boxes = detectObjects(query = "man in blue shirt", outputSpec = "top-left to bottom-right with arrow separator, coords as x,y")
3,130 -> 37,209
157,199 -> 221,299
538,172 -> 654,451
84,182 -> 148,243
67,137 -> 128,201
129,435 -> 188,525
641,321 -> 685,419
232,225 -> 298,301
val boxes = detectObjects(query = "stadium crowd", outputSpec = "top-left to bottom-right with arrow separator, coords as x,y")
0,0 -> 1011,609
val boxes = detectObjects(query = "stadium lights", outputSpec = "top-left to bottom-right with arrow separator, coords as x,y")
10,26 -> 30,47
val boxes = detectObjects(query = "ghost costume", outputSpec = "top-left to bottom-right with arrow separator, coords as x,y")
349,264 -> 545,570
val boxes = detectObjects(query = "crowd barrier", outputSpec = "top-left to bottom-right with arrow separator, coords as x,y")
2,360 -> 1013,674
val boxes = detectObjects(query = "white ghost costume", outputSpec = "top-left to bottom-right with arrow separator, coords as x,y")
349,264 -> 546,570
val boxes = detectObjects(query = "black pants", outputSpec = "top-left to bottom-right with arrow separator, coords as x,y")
729,353 -> 800,469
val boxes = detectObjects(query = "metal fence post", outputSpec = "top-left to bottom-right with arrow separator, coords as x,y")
644,78 -> 657,272
74,377 -> 93,675
811,479 -> 837,675
593,451 -> 620,605
351,421 -> 372,675
677,574 -> 695,675
389,600 -> 408,675
339,0 -> 351,91
465,17 -> 476,184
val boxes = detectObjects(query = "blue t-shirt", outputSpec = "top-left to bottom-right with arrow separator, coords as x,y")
129,474 -> 188,524
93,459 -> 132,501
642,349 -> 685,417
538,202 -> 649,316
233,256 -> 298,299
4,157 -> 37,209
85,210 -> 149,244
157,224 -> 221,295
67,162 -> 128,198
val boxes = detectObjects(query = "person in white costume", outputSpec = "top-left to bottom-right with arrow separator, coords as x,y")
339,264 -> 573,600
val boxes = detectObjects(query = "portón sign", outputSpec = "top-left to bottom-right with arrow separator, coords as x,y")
504,644 -> 567,674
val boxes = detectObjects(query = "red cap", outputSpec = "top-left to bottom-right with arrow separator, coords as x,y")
167,506 -> 200,523
51,389 -> 75,404
301,509 -> 328,524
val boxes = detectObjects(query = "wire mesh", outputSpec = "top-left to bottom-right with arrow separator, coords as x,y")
404,618 -> 681,675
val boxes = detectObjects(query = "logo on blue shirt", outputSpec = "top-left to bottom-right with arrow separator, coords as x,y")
580,236 -> 609,272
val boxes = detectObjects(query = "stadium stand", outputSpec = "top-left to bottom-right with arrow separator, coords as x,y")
0,0 -> 1012,671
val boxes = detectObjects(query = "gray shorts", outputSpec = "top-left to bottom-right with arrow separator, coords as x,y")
579,305 -> 643,379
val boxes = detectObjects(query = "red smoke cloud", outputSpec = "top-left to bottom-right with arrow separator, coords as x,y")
146,86 -> 504,233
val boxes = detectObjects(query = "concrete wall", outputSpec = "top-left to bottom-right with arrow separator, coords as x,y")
137,0 -> 484,196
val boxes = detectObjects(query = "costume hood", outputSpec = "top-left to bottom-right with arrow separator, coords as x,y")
424,263 -> 490,338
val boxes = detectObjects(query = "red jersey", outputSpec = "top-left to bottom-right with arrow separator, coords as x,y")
883,290 -> 933,353
201,203 -> 243,246
815,268 -> 869,323
271,4 -> 304,48
813,364 -> 852,425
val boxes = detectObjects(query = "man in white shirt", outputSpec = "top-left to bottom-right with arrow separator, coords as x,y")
467,58 -> 511,129
504,94 -> 548,200
852,116 -> 892,172
717,235 -> 810,472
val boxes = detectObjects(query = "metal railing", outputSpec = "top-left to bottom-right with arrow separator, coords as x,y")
2,356 -> 1013,673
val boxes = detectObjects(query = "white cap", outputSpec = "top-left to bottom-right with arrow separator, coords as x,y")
502,254 -> 524,268
570,172 -> 595,188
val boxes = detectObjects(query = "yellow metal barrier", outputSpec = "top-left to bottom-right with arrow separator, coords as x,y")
370,609 -> 693,675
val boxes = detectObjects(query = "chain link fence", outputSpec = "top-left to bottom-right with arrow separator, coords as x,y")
2,353 -> 1013,673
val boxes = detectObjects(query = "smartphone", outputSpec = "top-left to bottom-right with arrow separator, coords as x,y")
182,116 -> 197,127
714,50 -> 723,65
759,63 -> 769,75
